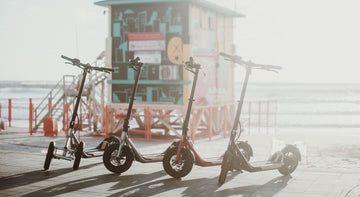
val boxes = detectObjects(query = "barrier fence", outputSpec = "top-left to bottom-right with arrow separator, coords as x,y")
0,98 -> 278,141
102,100 -> 278,142
0,99 -> 33,132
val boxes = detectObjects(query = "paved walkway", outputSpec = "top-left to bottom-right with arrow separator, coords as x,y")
0,129 -> 359,197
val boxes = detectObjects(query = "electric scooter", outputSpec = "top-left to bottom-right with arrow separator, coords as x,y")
218,52 -> 301,185
162,58 -> 252,179
44,55 -> 116,170
103,57 -> 181,173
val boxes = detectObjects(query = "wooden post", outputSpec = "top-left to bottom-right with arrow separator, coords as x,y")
266,100 -> 270,134
223,105 -> 227,138
274,100 -> 278,134
208,107 -> 212,141
48,97 -> 52,118
258,101 -> 261,134
8,99 -> 11,127
145,107 -> 151,141
248,102 -> 251,135
103,105 -> 109,138
29,98 -> 33,135
63,103 -> 70,135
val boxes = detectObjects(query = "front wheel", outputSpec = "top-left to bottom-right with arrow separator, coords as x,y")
278,145 -> 300,175
218,150 -> 232,185
103,144 -> 134,173
73,141 -> 84,170
162,146 -> 194,178
44,141 -> 55,170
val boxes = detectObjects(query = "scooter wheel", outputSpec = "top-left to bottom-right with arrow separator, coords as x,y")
73,141 -> 84,170
103,144 -> 134,173
278,145 -> 299,176
44,141 -> 55,170
218,150 -> 231,185
162,146 -> 194,178
236,141 -> 252,161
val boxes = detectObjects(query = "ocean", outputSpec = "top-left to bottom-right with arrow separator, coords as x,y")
1,81 -> 360,130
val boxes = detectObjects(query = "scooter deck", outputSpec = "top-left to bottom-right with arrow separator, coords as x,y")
195,156 -> 223,166
137,153 -> 164,162
83,148 -> 104,158
248,160 -> 283,171
51,147 -> 104,160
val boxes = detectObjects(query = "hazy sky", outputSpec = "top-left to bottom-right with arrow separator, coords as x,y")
1,0 -> 359,83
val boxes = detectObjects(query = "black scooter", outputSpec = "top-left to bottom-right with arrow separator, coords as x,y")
44,55 -> 116,170
103,57 -> 182,174
218,52 -> 301,185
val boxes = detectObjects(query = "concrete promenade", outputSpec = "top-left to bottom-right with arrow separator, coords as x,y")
0,128 -> 359,197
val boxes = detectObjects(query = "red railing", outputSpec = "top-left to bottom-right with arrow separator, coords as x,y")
102,100 -> 278,142
0,98 -> 277,140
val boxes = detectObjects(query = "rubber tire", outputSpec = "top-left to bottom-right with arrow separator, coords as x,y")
162,146 -> 194,178
73,141 -> 84,170
236,141 -> 252,161
103,144 -> 134,173
278,145 -> 299,176
218,150 -> 231,185
44,141 -> 54,170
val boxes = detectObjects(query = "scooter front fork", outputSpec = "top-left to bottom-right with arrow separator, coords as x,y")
116,131 -> 127,158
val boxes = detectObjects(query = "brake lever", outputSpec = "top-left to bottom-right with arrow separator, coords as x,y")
268,69 -> 279,74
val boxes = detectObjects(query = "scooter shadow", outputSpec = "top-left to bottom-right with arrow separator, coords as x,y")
20,169 -> 291,197
0,162 -> 102,190
108,172 -> 291,197
22,170 -> 167,197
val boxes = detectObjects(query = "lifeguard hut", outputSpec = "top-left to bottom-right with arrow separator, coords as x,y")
95,0 -> 245,141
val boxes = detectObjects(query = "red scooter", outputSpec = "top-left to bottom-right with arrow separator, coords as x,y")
162,57 -> 252,178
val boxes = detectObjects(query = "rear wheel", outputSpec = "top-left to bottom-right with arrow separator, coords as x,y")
73,141 -> 83,170
278,145 -> 299,175
103,144 -> 134,173
236,141 -> 252,161
44,141 -> 55,170
162,146 -> 194,178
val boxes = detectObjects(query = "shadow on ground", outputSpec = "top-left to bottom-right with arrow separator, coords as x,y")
0,162 -> 102,190
21,168 -> 291,197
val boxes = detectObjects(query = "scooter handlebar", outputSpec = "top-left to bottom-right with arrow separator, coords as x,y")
220,52 -> 282,72
92,67 -> 114,73
219,52 -> 242,62
61,55 -> 80,65
128,57 -> 143,70
184,57 -> 201,70
61,55 -> 114,73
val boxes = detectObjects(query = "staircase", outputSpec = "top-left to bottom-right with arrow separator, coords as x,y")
32,71 -> 109,133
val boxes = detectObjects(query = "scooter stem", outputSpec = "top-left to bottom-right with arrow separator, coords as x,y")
182,64 -> 200,136
123,61 -> 142,133
230,67 -> 251,140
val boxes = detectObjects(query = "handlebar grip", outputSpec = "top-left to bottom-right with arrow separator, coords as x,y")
266,65 -> 282,70
61,55 -> 73,61
61,55 -> 72,61
184,57 -> 201,69
247,61 -> 282,70
128,57 -> 143,69
61,55 -> 80,65
219,52 -> 233,59
102,67 -> 115,72
219,52 -> 242,61
92,67 -> 115,73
